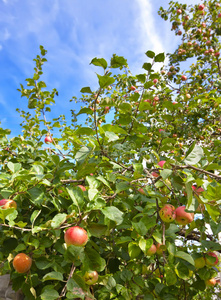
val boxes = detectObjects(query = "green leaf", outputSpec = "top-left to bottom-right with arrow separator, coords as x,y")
165,267 -> 177,286
28,187 -> 45,207
185,182 -> 193,209
118,102 -> 132,113
184,145 -> 204,165
142,63 -> 152,71
105,131 -> 119,142
102,206 -> 124,225
35,257 -> 52,270
77,107 -> 93,116
66,186 -> 84,209
42,271 -> 63,282
110,54 -> 128,68
155,52 -> 165,62
160,169 -> 172,180
41,288 -> 59,300
128,242 -> 141,259
51,213 -> 67,229
88,223 -> 108,237
205,204 -> 220,222
90,57 -> 108,69
7,162 -> 21,173
75,146 -> 91,165
145,50 -> 155,58
80,86 -> 93,94
75,127 -> 95,136
175,251 -> 195,266
84,247 -> 106,272
97,74 -> 115,89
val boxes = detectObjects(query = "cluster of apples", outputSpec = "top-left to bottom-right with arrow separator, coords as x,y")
159,204 -> 194,225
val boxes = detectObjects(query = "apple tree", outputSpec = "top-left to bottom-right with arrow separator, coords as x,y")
0,0 -> 221,299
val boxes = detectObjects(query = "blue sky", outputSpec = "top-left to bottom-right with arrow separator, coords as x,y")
0,0 -> 199,137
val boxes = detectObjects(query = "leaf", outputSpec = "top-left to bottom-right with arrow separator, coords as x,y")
128,242 -> 141,259
88,223 -> 108,237
142,63 -> 152,71
7,162 -> 21,173
110,54 -> 128,68
185,182 -> 193,209
75,127 -> 95,136
118,102 -> 132,113
90,57 -> 108,69
184,145 -> 204,165
175,251 -> 195,266
40,288 -> 59,300
76,107 -> 93,116
42,271 -> 63,282
155,52 -> 165,62
51,213 -> 67,228
84,247 -> 106,272
75,146 -> 91,165
102,206 -> 124,225
145,50 -> 155,58
160,169 -> 172,180
66,186 -> 84,209
206,204 -> 220,222
97,74 -> 115,89
105,131 -> 119,142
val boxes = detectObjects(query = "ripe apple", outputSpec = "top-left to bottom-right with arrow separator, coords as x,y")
181,75 -> 187,81
205,278 -> 216,286
194,256 -> 206,269
205,252 -> 219,266
218,13 -> 221,18
215,52 -> 220,57
184,15 -> 189,20
151,171 -> 159,178
83,271 -> 98,285
158,161 -> 166,168
202,22 -> 206,28
198,4 -> 205,11
177,9 -> 182,14
13,253 -> 32,273
146,244 -> 156,256
104,106 -> 110,114
177,30 -> 182,36
130,86 -> 136,91
138,188 -> 145,195
197,28 -> 202,34
64,226 -> 88,247
0,199 -> 17,209
78,185 -> 86,192
161,70 -> 166,75
175,206 -> 194,225
160,204 -> 176,223
45,136 -> 53,144
153,79 -> 158,84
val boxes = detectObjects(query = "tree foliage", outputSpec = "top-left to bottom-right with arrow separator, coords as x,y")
0,1 -> 221,299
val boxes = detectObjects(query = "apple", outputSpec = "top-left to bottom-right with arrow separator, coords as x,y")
158,161 -> 166,168
144,99 -> 151,103
175,206 -> 194,225
154,96 -> 159,102
194,256 -> 206,269
138,188 -> 145,195
218,13 -> 221,18
156,243 -> 164,256
181,75 -> 187,81
83,271 -> 98,285
205,252 -> 219,266
130,86 -> 136,91
177,30 -> 182,36
205,278 -> 216,286
161,70 -> 166,75
159,129 -> 164,132
64,226 -> 88,247
104,106 -> 110,114
45,136 -> 53,144
198,4 -> 205,11
204,50 -> 209,55
13,253 -> 32,273
0,199 -> 17,209
78,185 -> 86,192
160,204 -> 176,223
197,28 -> 202,34
184,15 -> 189,20
151,171 -> 159,178
146,244 -> 156,256
153,79 -> 158,84
208,48 -> 214,54
177,9 -> 182,14
215,52 -> 220,57
202,22 -> 206,28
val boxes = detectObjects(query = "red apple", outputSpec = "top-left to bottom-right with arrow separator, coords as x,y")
177,30 -> 182,36
202,22 -> 206,28
205,252 -> 219,266
153,79 -> 158,84
0,199 -> 17,209
175,206 -> 194,225
78,185 -> 86,192
64,226 -> 88,247
215,52 -> 220,57
197,28 -> 202,34
198,4 -> 205,11
130,86 -> 136,91
159,204 -> 176,223
146,244 -> 156,256
158,161 -> 166,168
218,13 -> 221,18
177,9 -> 182,14
181,75 -> 187,81
138,188 -> 145,195
104,106 -> 110,114
45,136 -> 53,144
151,171 -> 159,178
83,271 -> 98,285
205,278 -> 216,286
184,15 -> 189,20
